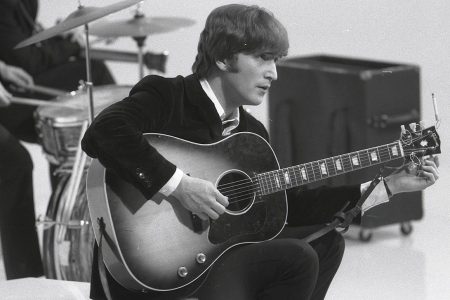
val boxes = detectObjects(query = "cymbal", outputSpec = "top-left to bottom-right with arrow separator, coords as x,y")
89,16 -> 196,38
15,0 -> 144,49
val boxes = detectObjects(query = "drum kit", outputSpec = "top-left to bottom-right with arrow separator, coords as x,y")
13,0 -> 195,282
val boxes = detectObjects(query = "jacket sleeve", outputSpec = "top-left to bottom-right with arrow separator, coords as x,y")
81,76 -> 177,199
0,9 -> 81,75
286,184 -> 361,226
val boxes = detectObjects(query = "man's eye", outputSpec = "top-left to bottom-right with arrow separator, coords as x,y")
260,54 -> 278,62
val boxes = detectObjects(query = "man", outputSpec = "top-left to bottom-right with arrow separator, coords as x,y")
82,4 -> 439,299
0,0 -> 114,143
0,60 -> 43,279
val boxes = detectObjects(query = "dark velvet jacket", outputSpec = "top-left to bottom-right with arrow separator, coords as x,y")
81,73 -> 361,227
0,0 -> 80,75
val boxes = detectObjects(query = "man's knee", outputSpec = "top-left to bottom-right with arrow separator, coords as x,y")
280,239 -> 320,281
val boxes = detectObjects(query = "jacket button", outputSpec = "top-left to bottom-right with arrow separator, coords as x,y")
138,172 -> 145,179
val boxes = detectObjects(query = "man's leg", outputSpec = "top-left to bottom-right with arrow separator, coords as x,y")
278,225 -> 346,300
0,125 -> 43,279
195,238 -> 320,300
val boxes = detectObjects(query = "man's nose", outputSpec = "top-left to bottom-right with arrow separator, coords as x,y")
265,60 -> 278,81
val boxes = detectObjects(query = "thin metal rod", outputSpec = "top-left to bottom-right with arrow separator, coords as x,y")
84,23 -> 95,123
138,44 -> 144,79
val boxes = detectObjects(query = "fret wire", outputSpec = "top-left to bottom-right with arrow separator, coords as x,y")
326,157 -> 336,176
312,162 -> 320,180
305,163 -> 314,182
255,142 -> 406,195
323,159 -> 330,178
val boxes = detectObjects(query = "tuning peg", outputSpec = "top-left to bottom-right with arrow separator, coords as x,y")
401,125 -> 406,134
419,121 -> 425,130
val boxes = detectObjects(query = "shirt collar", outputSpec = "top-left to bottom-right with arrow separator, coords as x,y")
199,78 -> 240,123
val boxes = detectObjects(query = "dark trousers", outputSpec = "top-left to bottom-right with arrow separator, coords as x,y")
90,225 -> 345,300
0,125 -> 43,279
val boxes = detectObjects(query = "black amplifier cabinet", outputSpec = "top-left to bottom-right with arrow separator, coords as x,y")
269,55 -> 422,240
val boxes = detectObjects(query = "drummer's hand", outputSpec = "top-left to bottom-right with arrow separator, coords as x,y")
171,174 -> 229,221
61,26 -> 86,48
0,63 -> 34,88
0,82 -> 12,107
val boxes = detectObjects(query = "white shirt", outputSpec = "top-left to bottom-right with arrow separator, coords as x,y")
158,78 -> 389,214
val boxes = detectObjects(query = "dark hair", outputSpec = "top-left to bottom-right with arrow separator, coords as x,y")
192,4 -> 289,77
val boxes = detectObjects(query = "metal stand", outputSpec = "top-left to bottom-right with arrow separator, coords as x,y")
134,36 -> 147,79
52,4 -> 95,280
133,7 -> 147,79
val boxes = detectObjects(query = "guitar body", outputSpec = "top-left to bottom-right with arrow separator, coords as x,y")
86,132 -> 287,292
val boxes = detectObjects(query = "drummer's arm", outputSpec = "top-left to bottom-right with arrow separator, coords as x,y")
81,78 -> 177,199
0,21 -> 80,75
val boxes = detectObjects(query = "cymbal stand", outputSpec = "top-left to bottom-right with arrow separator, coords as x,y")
134,35 -> 147,79
133,6 -> 147,79
53,3 -> 95,280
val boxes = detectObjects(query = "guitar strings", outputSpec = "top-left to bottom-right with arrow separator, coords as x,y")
218,146 -> 434,206
216,131 -> 434,193
219,147 -> 428,201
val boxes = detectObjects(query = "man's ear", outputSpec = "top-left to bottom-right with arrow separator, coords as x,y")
215,58 -> 231,72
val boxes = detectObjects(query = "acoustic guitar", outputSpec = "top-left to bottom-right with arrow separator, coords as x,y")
86,125 -> 440,292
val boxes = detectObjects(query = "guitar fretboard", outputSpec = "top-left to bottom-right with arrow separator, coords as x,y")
257,141 -> 404,195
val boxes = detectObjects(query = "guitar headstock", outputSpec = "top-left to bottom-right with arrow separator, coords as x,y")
400,123 -> 441,160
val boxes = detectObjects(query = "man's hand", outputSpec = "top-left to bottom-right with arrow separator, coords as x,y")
0,63 -> 34,88
0,82 -> 12,107
171,174 -> 229,221
385,156 -> 439,195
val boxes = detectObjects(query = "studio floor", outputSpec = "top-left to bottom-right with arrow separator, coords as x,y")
1,143 -> 449,300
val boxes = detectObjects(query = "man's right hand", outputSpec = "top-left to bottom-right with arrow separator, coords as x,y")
0,82 -> 12,107
171,174 -> 229,221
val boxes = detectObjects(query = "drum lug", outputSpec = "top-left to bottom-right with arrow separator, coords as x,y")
37,215 -> 90,229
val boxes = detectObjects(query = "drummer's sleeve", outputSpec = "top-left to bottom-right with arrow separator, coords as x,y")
0,22 -> 81,75
81,78 -> 178,199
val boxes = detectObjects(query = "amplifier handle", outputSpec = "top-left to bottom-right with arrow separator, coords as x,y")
367,109 -> 419,129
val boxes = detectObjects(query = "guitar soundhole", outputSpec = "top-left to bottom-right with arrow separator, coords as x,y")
216,170 -> 255,215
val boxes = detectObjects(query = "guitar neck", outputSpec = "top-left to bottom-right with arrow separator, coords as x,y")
257,141 -> 404,195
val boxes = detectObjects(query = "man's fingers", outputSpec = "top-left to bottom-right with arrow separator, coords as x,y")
195,212 -> 209,221
421,165 -> 439,181
203,207 -> 219,220
215,192 -> 229,207
211,201 -> 226,215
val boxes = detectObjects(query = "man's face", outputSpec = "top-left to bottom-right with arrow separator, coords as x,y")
221,52 -> 278,107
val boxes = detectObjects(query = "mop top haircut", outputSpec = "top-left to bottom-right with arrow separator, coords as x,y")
192,4 -> 289,78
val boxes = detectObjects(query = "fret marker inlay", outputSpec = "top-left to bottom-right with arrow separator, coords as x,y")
335,159 -> 342,171
284,172 -> 290,185
370,151 -> 378,161
391,146 -> 398,156
351,156 -> 359,166
320,163 -> 327,175
301,168 -> 307,180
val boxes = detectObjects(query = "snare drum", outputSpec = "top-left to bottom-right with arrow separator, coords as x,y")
35,85 -> 131,164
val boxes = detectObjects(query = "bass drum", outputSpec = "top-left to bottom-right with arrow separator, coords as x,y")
43,170 -> 94,282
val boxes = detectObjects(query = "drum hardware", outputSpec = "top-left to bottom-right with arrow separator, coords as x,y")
35,85 -> 132,164
51,120 -> 89,280
15,0 -> 141,282
36,215 -> 90,230
80,48 -> 168,74
15,0 -> 144,122
90,4 -> 195,78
